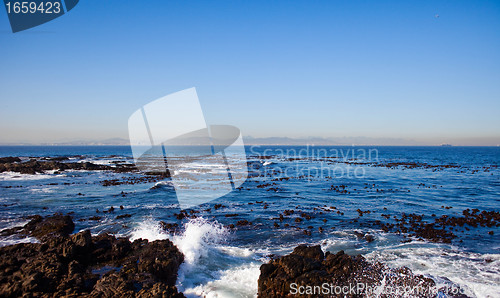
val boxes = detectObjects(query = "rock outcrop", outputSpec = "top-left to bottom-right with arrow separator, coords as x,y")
258,244 -> 464,298
0,214 -> 185,297
0,157 -> 137,175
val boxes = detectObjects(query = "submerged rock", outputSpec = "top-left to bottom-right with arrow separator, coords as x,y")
0,215 -> 185,297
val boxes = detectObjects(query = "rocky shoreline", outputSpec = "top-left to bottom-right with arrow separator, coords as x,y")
1,214 -> 474,297
0,156 -> 139,175
0,214 -> 184,297
258,245 -> 467,298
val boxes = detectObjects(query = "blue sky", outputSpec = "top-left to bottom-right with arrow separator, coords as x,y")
0,0 -> 499,145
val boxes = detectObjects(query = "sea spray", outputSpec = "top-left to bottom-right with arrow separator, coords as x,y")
173,217 -> 228,266
366,243 -> 500,297
183,263 -> 261,298
129,218 -> 169,242
129,217 -> 235,292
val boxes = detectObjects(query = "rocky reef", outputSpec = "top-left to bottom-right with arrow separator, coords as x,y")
0,214 -> 184,297
0,156 -> 137,175
258,245 -> 467,298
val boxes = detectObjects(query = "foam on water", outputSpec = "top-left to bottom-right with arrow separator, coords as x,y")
129,217 -> 229,267
365,242 -> 500,298
151,180 -> 173,188
0,235 -> 38,246
129,218 -> 169,242
129,217 -> 260,297
29,186 -> 57,193
172,218 -> 228,265
183,263 -> 260,298
0,172 -> 54,181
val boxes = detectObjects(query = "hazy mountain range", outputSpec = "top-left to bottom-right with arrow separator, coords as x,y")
0,136 -> 433,146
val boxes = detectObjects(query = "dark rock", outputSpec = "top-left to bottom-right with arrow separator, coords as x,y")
214,204 -> 226,210
0,226 -> 24,236
24,213 -> 75,240
0,156 -> 141,176
258,245 -> 439,298
116,214 -> 132,219
364,234 -> 375,242
159,221 -> 179,233
291,244 -> 324,261
0,216 -> 185,297
237,220 -> 251,226
0,157 -> 21,163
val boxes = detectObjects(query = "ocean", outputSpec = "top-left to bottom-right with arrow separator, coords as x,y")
0,145 -> 499,297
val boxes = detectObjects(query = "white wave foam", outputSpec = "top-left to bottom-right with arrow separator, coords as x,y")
30,186 -> 57,193
219,246 -> 254,258
365,243 -> 500,298
152,181 -> 172,188
129,218 -> 168,242
77,158 -> 120,165
173,218 -> 228,266
128,218 -> 261,297
0,235 -> 38,247
183,263 -> 260,298
0,172 -> 53,181
129,217 -> 228,266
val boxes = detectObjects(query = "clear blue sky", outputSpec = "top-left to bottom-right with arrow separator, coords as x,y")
1,0 -> 499,145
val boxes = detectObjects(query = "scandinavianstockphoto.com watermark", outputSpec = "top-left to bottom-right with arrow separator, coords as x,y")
248,145 -> 379,180
289,282 -> 465,296
127,87 -> 380,209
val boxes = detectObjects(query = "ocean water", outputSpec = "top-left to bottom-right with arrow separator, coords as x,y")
0,145 -> 499,297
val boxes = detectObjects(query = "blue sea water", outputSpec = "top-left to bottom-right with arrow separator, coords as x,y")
0,145 -> 499,297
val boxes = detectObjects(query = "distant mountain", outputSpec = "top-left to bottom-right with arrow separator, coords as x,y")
0,136 -> 423,146
50,138 -> 131,146
243,136 -> 420,146
0,138 -> 131,146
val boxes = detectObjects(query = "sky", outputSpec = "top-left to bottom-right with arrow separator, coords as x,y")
0,0 -> 499,145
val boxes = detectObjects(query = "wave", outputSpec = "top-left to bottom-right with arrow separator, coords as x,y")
0,171 -> 55,181
129,217 -> 259,297
365,242 -> 500,298
0,235 -> 38,246
183,263 -> 260,298
173,218 -> 228,266
129,218 -> 169,242
125,218 -> 500,298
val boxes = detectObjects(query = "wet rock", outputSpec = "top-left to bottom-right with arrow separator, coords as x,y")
116,214 -> 132,219
214,204 -> 226,210
0,157 -> 21,163
376,209 -> 499,243
159,221 -> 179,233
0,226 -> 24,237
174,210 -> 188,220
354,231 -> 375,243
0,216 -> 185,297
236,220 -> 252,226
136,282 -> 185,297
258,245 -> 439,298
24,213 -> 75,240
364,234 -> 375,242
